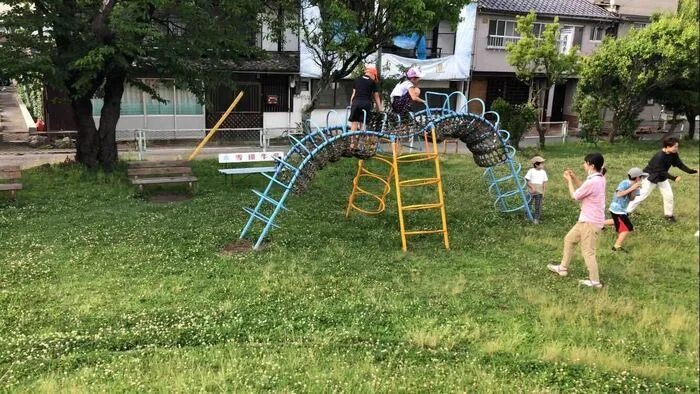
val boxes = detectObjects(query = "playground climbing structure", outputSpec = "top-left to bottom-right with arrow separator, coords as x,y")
239,92 -> 533,251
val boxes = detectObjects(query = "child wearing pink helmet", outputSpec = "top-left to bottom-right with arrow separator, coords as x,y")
390,67 -> 427,116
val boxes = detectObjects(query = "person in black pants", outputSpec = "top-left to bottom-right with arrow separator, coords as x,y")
626,136 -> 698,222
348,66 -> 383,132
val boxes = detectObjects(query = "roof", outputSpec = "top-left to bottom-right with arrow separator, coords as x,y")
237,52 -> 299,73
478,0 -> 619,21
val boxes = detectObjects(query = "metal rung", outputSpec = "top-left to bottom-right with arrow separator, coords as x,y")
261,172 -> 292,189
404,229 -> 446,236
274,158 -> 301,173
399,178 -> 440,187
242,207 -> 280,229
396,153 -> 439,163
251,190 -> 289,211
402,203 -> 442,211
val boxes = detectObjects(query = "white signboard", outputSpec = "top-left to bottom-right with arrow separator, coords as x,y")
219,151 -> 284,163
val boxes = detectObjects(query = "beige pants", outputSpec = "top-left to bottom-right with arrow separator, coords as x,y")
561,222 -> 601,282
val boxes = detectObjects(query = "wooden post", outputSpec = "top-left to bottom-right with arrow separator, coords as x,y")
188,91 -> 245,161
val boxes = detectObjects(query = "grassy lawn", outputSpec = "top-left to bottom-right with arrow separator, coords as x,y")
0,141 -> 698,392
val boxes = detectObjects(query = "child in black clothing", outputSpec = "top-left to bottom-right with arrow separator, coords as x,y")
626,136 -> 698,222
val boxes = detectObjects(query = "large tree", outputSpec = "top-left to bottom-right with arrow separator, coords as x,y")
297,0 -> 470,119
650,0 -> 699,140
577,13 -> 698,142
0,0 -> 281,170
506,11 -> 580,149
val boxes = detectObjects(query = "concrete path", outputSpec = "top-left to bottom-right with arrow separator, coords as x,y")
0,86 -> 30,143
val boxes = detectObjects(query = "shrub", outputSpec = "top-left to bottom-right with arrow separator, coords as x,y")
491,98 -> 537,149
573,93 -> 604,145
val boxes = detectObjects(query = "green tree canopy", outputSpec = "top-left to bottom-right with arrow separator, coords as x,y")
577,13 -> 698,141
506,11 -> 580,148
651,0 -> 699,139
296,0 -> 470,117
0,0 -> 281,169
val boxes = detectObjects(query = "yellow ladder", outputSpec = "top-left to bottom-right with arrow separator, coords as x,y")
391,127 -> 449,251
345,130 -> 449,251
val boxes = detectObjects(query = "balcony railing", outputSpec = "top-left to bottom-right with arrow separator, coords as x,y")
487,35 -> 520,49
488,35 -> 572,53
382,46 -> 444,59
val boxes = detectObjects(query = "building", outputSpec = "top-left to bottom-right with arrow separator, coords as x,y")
468,0 -> 619,126
593,0 -> 678,34
299,4 -> 477,124
37,0 -> 684,139
41,13 -> 300,143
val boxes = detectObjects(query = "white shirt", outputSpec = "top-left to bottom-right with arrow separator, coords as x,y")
390,80 -> 414,98
525,168 -> 548,185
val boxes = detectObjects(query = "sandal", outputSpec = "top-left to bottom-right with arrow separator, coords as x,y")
547,264 -> 568,277
578,279 -> 603,288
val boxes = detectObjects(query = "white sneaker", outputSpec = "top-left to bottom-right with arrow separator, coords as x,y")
547,264 -> 568,277
578,279 -> 603,288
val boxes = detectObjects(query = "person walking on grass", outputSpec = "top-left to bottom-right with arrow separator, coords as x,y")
605,167 -> 647,252
547,153 -> 606,288
625,136 -> 699,223
525,155 -> 548,224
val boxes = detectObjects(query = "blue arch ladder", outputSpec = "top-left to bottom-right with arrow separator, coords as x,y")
239,92 -> 533,250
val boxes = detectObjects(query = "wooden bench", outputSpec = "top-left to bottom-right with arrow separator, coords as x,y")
636,126 -> 653,135
0,166 -> 23,200
127,160 -> 198,193
218,151 -> 283,178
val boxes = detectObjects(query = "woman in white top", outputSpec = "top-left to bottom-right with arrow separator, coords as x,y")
390,67 -> 426,116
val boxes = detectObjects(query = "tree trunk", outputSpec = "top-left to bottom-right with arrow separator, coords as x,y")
301,75 -> 332,129
97,71 -> 126,171
608,114 -> 619,143
535,120 -> 546,149
530,82 -> 546,149
686,111 -> 697,140
72,97 -> 99,168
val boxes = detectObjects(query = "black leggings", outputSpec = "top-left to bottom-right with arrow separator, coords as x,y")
391,94 -> 411,117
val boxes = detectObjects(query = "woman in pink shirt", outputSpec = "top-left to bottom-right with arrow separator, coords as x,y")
548,153 -> 606,288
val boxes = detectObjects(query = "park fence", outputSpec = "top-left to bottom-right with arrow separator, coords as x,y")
0,127 -> 297,160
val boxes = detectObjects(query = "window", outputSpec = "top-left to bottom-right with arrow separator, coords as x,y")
145,83 -> 175,115
177,90 -> 203,115
488,20 -> 518,49
590,26 -> 605,42
532,22 -> 546,38
633,22 -> 648,30
425,21 -> 456,57
315,80 -> 354,109
90,81 -> 202,116
559,26 -> 575,53
121,84 -> 146,115
91,84 -> 145,116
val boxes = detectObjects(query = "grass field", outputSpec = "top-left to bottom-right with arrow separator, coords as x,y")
0,141 -> 698,392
